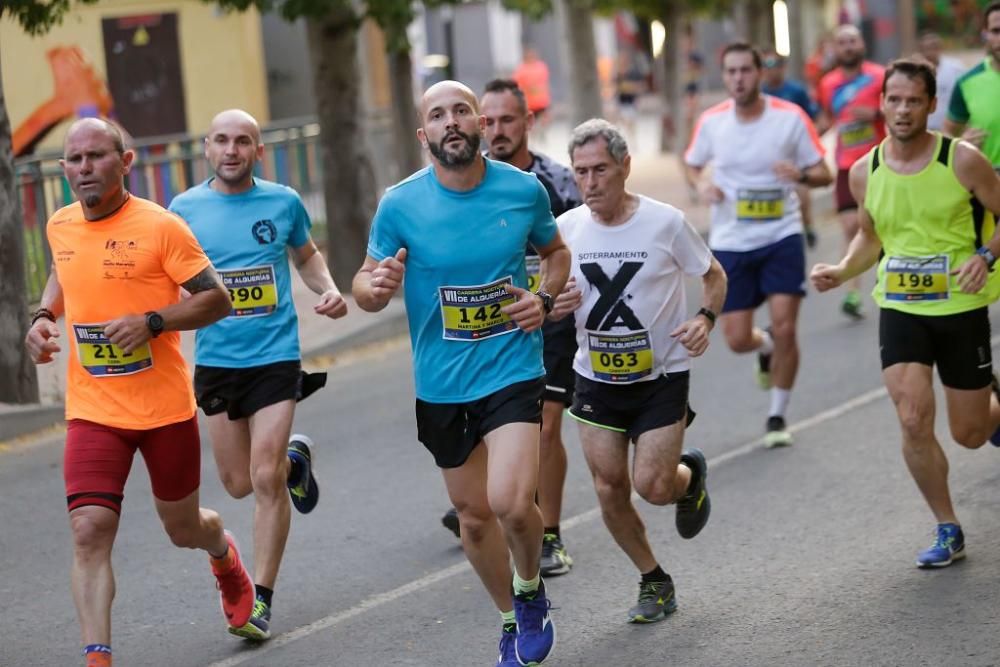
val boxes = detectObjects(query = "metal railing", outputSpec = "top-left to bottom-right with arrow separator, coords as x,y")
15,112 -> 397,303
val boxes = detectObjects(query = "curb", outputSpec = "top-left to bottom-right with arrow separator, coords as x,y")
0,310 -> 411,445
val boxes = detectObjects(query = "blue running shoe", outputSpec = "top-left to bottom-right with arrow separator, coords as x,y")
989,374 -> 1000,447
496,626 -> 519,666
287,434 -> 319,514
916,523 -> 965,568
514,581 -> 555,665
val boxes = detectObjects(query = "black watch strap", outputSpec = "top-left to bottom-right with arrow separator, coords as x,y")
697,307 -> 717,324
145,311 -> 165,338
30,308 -> 56,326
536,291 -> 554,314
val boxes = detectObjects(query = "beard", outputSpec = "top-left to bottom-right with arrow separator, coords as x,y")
838,51 -> 863,68
428,129 -> 480,169
489,134 -> 523,161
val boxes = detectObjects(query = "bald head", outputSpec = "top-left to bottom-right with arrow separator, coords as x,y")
208,109 -> 261,145
420,81 -> 479,124
63,117 -> 125,155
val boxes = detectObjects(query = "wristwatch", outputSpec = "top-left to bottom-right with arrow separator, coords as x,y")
696,307 -> 717,325
976,246 -> 997,269
535,291 -> 554,314
145,311 -> 165,338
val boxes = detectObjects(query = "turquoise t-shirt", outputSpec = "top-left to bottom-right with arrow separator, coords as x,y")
169,178 -> 311,368
368,159 -> 558,402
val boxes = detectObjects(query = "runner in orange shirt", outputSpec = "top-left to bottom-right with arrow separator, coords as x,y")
23,118 -> 255,667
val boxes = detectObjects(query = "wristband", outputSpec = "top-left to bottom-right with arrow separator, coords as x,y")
976,246 -> 997,269
30,308 -> 56,326
797,171 -> 809,184
696,307 -> 717,324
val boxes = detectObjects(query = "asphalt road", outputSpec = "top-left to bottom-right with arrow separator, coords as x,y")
4,225 -> 1000,667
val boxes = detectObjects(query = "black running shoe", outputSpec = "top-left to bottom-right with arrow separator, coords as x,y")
764,416 -> 792,448
441,507 -> 461,538
676,449 -> 710,539
287,435 -> 319,514
627,576 -> 677,624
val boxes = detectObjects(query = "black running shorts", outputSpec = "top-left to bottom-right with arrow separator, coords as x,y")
879,307 -> 992,390
569,371 -> 695,442
195,361 -> 326,420
415,377 -> 545,469
543,321 -> 577,406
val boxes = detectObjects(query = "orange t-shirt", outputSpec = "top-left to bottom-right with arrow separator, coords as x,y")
512,60 -> 551,112
46,195 -> 211,429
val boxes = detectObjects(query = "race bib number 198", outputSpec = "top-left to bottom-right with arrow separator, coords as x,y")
74,324 -> 153,377
884,255 -> 950,302
439,276 -> 517,341
219,265 -> 278,317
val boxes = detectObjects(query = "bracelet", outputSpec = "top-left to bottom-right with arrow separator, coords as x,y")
696,307 -> 717,324
797,171 -> 809,184
30,308 -> 56,326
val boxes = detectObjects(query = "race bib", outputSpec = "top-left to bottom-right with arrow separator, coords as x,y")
588,330 -> 654,382
884,255 -> 950,302
525,255 -> 541,293
736,188 -> 785,222
219,265 -> 278,317
439,276 -> 518,341
840,120 -> 876,148
74,324 -> 153,377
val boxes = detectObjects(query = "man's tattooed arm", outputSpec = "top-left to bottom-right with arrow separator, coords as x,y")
181,266 -> 225,294
158,265 -> 232,330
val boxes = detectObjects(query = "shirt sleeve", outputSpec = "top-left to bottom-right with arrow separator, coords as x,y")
793,112 -> 826,169
367,194 -> 403,261
671,215 -> 712,277
528,180 -> 558,248
947,80 -> 970,124
160,212 -> 212,285
287,190 -> 312,248
683,114 -> 712,167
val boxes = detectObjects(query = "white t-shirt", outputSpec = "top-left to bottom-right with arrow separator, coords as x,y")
928,56 -> 965,131
684,95 -> 825,252
557,195 -> 712,383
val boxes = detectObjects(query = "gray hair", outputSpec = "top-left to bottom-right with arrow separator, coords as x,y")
568,118 -> 629,164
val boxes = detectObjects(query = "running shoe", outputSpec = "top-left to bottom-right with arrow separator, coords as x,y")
916,523 -> 965,568
287,434 -> 319,514
210,531 -> 255,628
989,374 -> 1000,447
514,581 -> 556,665
442,507 -> 461,539
676,449 -> 711,539
764,415 -> 793,448
539,533 -> 573,577
841,290 -> 863,319
228,598 -> 271,641
756,327 -> 773,390
497,626 -> 519,666
627,576 -> 677,624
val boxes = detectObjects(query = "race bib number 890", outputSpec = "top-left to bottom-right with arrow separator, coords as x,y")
219,265 -> 278,317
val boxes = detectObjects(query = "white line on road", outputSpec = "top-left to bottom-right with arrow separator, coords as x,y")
205,334 -> 1000,667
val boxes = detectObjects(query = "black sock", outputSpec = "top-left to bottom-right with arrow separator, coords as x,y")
641,565 -> 669,583
543,525 -> 560,538
255,585 -> 273,608
683,459 -> 700,494
288,457 -> 304,487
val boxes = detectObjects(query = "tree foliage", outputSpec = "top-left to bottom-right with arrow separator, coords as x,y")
3,0 -> 99,34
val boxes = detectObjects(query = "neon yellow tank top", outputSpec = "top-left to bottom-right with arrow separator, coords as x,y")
866,132 -> 999,315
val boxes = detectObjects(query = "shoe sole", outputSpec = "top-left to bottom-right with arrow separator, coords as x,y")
916,548 -> 966,569
627,599 -> 678,624
539,560 -> 572,577
288,436 -> 319,514
764,432 -> 793,448
228,622 -> 270,641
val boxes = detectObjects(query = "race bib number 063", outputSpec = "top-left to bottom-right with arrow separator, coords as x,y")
588,330 -> 654,382
74,324 -> 153,377
439,276 -> 517,341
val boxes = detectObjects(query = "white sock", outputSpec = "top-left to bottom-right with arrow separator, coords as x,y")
758,328 -> 774,355
770,388 -> 791,418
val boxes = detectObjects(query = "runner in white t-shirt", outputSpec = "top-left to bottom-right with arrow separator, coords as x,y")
551,118 -> 727,625
684,42 -> 832,447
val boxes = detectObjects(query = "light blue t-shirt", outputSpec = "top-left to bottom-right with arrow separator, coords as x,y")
169,178 -> 311,368
368,159 -> 558,403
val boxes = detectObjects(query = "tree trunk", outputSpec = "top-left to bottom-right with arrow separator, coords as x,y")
306,7 -> 378,292
0,57 -> 40,403
657,4 -> 684,153
387,47 -> 423,177
555,0 -> 602,127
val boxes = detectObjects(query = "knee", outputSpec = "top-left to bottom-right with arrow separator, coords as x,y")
723,329 -> 756,354
593,474 -> 633,509
454,503 -> 495,544
634,472 -> 678,506
898,406 -> 934,445
250,456 -> 288,498
951,425 -> 988,450
490,495 -> 536,534
218,469 -> 253,499
162,517 -> 201,549
770,320 -> 797,346
69,512 -> 116,556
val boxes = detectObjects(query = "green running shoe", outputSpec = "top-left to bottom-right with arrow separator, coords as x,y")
841,290 -> 863,320
539,533 -> 573,577
228,598 -> 271,641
